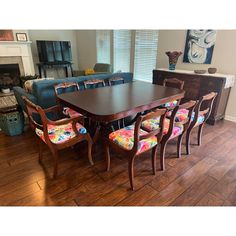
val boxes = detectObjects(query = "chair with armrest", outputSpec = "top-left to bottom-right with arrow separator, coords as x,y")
23,97 -> 93,178
162,78 -> 185,108
186,92 -> 218,155
54,82 -> 84,121
142,100 -> 196,170
104,108 -> 167,191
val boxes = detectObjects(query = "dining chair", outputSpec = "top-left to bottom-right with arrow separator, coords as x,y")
83,79 -> 106,89
23,97 -> 93,178
162,78 -> 185,108
186,92 -> 217,154
142,100 -> 196,170
54,82 -> 84,120
108,77 -> 125,129
108,77 -> 125,86
104,108 -> 167,190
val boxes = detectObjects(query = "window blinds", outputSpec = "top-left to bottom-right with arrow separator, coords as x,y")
134,30 -> 158,82
113,30 -> 131,72
96,30 -> 111,64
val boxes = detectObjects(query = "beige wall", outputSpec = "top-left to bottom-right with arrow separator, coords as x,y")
76,30 -> 97,70
157,30 -> 236,121
28,30 -> 79,78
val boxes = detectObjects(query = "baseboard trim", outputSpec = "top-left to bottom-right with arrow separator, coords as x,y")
225,115 -> 236,123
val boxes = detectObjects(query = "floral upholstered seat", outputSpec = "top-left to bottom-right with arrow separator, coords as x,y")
162,100 -> 178,108
109,125 -> 157,154
63,107 -> 83,118
141,117 -> 184,137
35,122 -> 87,144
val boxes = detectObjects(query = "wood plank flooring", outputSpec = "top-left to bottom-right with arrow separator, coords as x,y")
0,120 -> 236,206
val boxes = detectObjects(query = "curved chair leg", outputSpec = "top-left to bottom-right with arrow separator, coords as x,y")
128,156 -> 136,191
197,124 -> 204,146
152,145 -> 158,175
86,135 -> 94,165
177,133 -> 184,158
51,149 -> 59,179
160,141 -> 167,171
104,142 -> 110,171
186,129 -> 192,155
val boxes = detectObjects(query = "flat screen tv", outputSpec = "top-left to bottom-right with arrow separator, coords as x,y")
36,40 -> 72,63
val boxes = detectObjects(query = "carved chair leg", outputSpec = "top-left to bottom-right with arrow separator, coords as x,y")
128,156 -> 136,191
152,145 -> 158,175
51,149 -> 59,179
86,135 -> 94,165
197,124 -> 204,146
104,142 -> 110,171
160,140 -> 167,171
177,133 -> 184,158
186,129 -> 192,155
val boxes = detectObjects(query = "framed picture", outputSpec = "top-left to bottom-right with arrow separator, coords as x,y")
183,30 -> 217,64
0,30 -> 14,41
16,33 -> 28,41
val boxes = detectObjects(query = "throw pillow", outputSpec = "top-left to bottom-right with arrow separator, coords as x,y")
85,68 -> 95,75
24,77 -> 54,93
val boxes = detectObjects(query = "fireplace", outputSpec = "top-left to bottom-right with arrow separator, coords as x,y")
0,64 -> 21,90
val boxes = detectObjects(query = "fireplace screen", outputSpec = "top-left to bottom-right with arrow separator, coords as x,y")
0,64 -> 21,90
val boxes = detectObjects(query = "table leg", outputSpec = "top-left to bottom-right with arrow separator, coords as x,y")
65,66 -> 69,77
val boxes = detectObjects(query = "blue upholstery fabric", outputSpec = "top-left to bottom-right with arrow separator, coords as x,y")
13,72 -> 133,111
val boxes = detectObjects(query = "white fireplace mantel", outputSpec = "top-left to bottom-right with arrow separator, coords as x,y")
0,41 -> 35,75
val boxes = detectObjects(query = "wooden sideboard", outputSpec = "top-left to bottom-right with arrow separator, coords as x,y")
153,69 -> 235,125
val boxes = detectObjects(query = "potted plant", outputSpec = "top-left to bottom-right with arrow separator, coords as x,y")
1,85 -> 11,94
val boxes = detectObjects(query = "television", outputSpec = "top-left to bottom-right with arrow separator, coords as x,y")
36,40 -> 72,63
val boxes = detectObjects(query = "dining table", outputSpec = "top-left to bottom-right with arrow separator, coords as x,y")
57,80 -> 185,139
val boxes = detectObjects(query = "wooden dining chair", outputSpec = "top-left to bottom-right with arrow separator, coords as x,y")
108,77 -> 125,129
83,79 -> 106,89
104,108 -> 167,190
54,82 -> 84,120
142,100 -> 196,170
23,97 -> 93,178
186,92 -> 217,155
162,78 -> 185,108
108,77 -> 125,86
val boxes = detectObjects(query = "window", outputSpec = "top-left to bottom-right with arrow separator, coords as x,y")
134,30 -> 159,82
96,30 -> 110,64
113,30 -> 131,72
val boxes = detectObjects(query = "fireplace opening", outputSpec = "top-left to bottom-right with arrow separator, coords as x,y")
0,64 -> 21,90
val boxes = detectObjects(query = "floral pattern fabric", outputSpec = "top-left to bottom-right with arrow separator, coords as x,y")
141,118 -> 184,137
63,107 -> 83,118
35,122 -> 86,144
167,108 -> 205,124
109,125 -> 157,154
162,100 -> 178,108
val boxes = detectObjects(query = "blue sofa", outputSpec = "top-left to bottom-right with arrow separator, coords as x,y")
13,72 -> 133,112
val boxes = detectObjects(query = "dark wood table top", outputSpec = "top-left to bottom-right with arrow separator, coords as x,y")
58,81 -> 185,122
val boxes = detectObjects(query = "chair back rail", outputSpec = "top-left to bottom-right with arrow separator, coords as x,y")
132,108 -> 167,152
83,79 -> 106,89
192,92 -> 218,126
108,77 -> 125,86
163,78 -> 184,90
165,100 -> 197,138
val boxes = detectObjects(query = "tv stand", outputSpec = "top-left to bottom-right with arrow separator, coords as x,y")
37,61 -> 73,78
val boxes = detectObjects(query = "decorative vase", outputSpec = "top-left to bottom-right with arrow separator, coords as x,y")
166,51 -> 182,70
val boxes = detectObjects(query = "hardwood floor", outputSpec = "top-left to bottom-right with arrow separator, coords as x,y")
0,120 -> 236,206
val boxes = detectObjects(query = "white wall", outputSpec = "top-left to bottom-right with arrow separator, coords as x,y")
157,30 -> 236,121
28,30 -> 79,78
